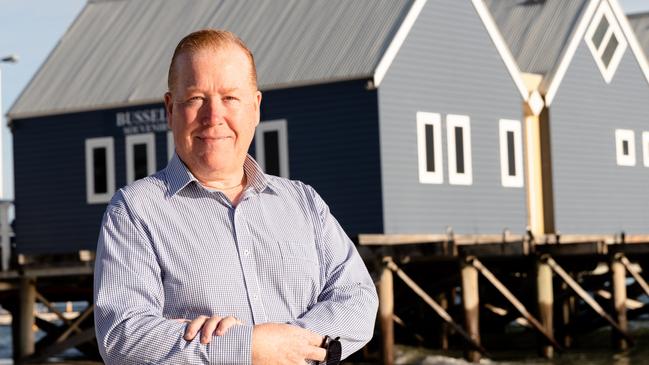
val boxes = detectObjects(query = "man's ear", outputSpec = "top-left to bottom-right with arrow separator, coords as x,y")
164,92 -> 174,129
254,91 -> 262,127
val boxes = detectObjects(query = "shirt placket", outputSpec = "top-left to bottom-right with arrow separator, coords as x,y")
231,195 -> 268,324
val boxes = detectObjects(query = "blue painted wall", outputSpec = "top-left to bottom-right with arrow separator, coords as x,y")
377,0 -> 527,234
550,38 -> 649,233
12,80 -> 382,253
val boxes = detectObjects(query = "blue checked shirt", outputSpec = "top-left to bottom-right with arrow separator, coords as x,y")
94,154 -> 378,364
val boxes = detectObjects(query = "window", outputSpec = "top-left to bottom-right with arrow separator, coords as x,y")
585,2 -> 627,83
416,112 -> 443,184
167,130 -> 175,161
615,129 -> 635,166
255,120 -> 289,178
126,133 -> 156,184
499,119 -> 524,187
85,137 -> 115,204
643,132 -> 649,167
446,115 -> 472,185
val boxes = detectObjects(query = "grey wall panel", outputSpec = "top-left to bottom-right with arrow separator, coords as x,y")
550,42 -> 649,234
378,0 -> 526,234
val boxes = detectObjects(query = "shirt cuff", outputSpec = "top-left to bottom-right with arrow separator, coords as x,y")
209,324 -> 253,365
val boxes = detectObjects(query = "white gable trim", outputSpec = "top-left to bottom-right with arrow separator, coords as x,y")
373,0 -> 529,101
472,0 -> 529,101
608,0 -> 649,86
544,0 -> 649,106
373,0 -> 427,87
544,0 -> 600,106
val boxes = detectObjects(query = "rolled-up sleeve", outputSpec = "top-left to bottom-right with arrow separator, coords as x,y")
94,197 -> 253,365
288,187 -> 379,360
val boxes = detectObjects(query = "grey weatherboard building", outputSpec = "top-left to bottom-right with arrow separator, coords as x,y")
487,0 -> 649,235
8,0 -> 549,254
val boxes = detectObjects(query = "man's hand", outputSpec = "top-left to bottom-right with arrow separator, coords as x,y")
177,315 -> 243,344
252,323 -> 326,365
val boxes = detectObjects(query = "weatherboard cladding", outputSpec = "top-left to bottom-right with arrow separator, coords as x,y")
8,0 -> 411,119
629,12 -> 649,60
378,0 -> 526,234
549,38 -> 649,234
484,0 -> 589,76
13,80 -> 381,253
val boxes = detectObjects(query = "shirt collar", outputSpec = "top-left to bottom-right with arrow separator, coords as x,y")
165,153 -> 271,197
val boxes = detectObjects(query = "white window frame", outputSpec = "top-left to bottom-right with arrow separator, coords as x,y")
167,130 -> 175,161
446,114 -> 473,185
85,137 -> 115,204
584,1 -> 627,84
416,112 -> 443,184
499,119 -> 524,188
255,119 -> 289,178
642,132 -> 649,167
125,133 -> 156,184
615,129 -> 635,166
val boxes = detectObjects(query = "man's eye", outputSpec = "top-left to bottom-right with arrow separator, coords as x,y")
224,96 -> 239,102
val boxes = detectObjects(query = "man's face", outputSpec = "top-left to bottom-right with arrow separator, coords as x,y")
164,45 -> 262,178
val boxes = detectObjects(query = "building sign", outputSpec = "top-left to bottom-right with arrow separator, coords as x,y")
116,107 -> 168,135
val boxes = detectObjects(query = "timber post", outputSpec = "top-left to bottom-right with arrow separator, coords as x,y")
17,277 -> 36,363
537,258 -> 554,358
560,281 -> 574,348
379,256 -> 395,365
611,253 -> 628,351
461,257 -> 481,363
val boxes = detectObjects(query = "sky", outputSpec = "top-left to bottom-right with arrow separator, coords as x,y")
0,0 -> 648,201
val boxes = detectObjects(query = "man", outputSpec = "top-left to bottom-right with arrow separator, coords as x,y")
94,29 -> 378,365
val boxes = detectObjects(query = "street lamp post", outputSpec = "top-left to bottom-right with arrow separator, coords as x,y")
0,54 -> 18,272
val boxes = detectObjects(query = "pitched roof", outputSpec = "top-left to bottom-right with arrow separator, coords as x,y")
483,0 -> 590,76
8,0 -> 412,119
628,12 -> 649,59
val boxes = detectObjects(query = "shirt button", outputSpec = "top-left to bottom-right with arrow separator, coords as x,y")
244,249 -> 250,256
253,294 -> 258,300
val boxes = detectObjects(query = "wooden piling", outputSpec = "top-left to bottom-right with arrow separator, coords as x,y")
537,260 -> 554,358
461,258 -> 481,363
438,292 -> 449,351
17,277 -> 36,363
379,257 -> 394,365
611,254 -> 628,351
560,282 -> 574,348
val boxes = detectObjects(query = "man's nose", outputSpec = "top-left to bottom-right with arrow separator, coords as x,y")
201,98 -> 225,125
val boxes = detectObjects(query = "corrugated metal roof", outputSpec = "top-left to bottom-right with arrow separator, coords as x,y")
9,0 -> 412,119
483,0 -> 590,76
628,12 -> 649,60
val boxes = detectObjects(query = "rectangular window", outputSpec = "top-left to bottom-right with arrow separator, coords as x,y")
85,137 -> 115,204
416,112 -> 443,184
167,130 -> 175,161
643,132 -> 649,168
255,119 -> 289,178
499,119 -> 524,188
447,115 -> 472,185
585,2 -> 627,83
126,133 -> 156,184
615,129 -> 635,166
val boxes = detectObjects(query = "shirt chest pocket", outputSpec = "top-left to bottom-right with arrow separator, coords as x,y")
277,241 -> 319,265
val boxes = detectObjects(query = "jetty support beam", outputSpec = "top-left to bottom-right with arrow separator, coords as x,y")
543,255 -> 634,346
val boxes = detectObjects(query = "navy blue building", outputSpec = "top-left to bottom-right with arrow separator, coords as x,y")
9,0 -> 535,253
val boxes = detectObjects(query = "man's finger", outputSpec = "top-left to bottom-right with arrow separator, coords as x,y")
200,316 -> 223,344
214,316 -> 242,336
184,315 -> 208,341
306,331 -> 325,347
304,345 -> 327,362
